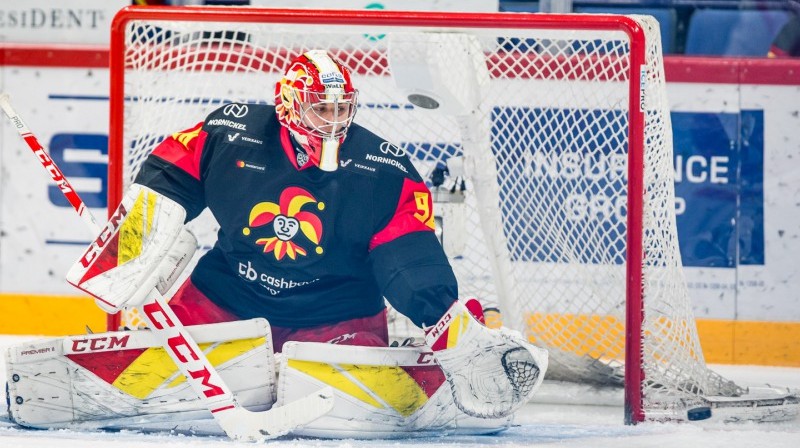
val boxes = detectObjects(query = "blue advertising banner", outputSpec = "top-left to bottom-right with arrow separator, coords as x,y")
673,111 -> 764,267
407,107 -> 766,269
490,106 -> 628,265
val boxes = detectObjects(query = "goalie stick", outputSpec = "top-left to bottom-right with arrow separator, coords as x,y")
0,93 -> 334,442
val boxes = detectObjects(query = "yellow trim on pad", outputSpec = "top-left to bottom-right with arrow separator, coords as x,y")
165,337 -> 265,389
288,360 -> 384,410
114,337 -> 266,399
446,312 -> 469,349
112,345 -> 182,399
288,359 -> 429,417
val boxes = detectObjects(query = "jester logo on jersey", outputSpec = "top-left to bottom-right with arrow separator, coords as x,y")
242,186 -> 324,261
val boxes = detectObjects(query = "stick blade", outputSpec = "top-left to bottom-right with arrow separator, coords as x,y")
218,386 -> 335,442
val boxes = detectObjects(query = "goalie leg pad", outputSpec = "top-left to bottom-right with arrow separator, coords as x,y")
425,300 -> 549,419
276,341 -> 512,439
5,319 -> 275,430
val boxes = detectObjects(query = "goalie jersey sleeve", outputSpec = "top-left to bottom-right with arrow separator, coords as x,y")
134,122 -> 207,221
367,179 -> 458,328
134,103 -> 456,329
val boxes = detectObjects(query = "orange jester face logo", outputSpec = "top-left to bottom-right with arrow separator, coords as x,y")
275,64 -> 313,126
242,186 -> 324,261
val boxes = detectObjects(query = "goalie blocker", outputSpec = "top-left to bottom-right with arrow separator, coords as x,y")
66,183 -> 196,314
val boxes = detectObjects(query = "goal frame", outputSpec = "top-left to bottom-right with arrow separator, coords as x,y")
108,5 -> 648,424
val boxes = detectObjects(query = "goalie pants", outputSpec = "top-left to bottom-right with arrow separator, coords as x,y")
168,278 -> 389,352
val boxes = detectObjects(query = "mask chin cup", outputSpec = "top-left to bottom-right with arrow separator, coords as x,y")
318,138 -> 340,172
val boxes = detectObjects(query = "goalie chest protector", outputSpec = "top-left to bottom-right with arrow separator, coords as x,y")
135,103 -> 454,328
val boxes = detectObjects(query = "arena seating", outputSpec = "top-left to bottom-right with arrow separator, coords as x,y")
498,1 -> 795,56
574,6 -> 678,54
685,8 -> 791,56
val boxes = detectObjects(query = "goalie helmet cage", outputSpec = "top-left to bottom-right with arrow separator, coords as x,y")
108,6 -> 743,424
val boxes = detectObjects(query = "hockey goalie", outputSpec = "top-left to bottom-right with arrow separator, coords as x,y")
4,50 -> 548,439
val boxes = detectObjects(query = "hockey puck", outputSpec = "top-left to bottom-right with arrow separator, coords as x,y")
687,406 -> 712,421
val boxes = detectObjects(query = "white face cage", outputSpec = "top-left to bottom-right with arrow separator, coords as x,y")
296,90 -> 358,140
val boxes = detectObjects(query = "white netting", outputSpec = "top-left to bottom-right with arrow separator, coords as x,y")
111,9 -> 742,421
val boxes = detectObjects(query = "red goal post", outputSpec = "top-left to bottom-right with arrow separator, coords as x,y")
107,5 -> 737,424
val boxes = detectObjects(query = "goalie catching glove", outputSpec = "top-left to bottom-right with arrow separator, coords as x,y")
66,184 -> 195,313
425,299 -> 548,419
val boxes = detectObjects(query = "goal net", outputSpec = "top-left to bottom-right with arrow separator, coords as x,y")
109,6 -> 743,423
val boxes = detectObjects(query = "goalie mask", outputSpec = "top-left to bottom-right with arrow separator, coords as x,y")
275,50 -> 358,172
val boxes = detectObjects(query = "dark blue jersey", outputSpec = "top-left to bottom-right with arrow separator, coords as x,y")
135,103 -> 457,328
